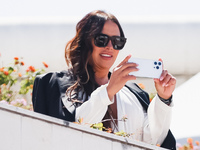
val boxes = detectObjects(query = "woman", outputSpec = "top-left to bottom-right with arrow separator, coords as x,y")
32,10 -> 176,149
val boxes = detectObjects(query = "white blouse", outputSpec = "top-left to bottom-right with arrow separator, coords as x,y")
73,84 -> 173,146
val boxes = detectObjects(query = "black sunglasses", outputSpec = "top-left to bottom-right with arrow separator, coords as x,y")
94,33 -> 127,50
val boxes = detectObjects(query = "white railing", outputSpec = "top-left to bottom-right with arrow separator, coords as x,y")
0,103 -> 167,150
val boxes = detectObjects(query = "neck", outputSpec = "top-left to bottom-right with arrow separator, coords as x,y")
94,68 -> 109,85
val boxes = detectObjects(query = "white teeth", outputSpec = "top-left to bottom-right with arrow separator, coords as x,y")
101,54 -> 111,57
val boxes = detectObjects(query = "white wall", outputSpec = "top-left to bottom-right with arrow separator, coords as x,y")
0,103 -> 166,150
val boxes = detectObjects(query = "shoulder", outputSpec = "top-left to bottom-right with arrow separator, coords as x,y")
34,70 -> 75,87
35,70 -> 73,81
36,70 -> 72,79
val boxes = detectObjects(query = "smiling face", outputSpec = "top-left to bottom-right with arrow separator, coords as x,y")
89,20 -> 120,72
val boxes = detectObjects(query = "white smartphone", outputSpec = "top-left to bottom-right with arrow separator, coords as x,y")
128,57 -> 163,78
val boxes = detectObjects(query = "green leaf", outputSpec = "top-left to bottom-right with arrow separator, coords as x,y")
90,123 -> 103,130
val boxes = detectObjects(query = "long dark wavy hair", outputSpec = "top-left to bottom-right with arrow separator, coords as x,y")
65,10 -> 125,101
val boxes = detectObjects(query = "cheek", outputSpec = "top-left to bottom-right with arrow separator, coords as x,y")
88,48 -> 99,65
114,50 -> 119,57
92,46 -> 101,57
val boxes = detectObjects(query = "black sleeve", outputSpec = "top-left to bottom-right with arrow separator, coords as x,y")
32,73 -> 53,115
32,71 -> 76,122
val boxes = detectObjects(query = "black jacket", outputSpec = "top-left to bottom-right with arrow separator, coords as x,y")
32,70 -> 176,149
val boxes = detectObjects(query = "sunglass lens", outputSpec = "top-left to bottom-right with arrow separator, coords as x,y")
94,34 -> 126,50
95,35 -> 109,47
112,37 -> 126,50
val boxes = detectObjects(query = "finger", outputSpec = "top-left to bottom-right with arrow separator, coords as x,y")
161,74 -> 171,87
121,66 -> 139,77
125,75 -> 137,81
117,54 -> 132,67
117,63 -> 138,76
158,58 -> 163,63
165,76 -> 176,87
160,69 -> 168,81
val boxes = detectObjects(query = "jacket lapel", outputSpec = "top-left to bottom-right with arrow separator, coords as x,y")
125,82 -> 150,111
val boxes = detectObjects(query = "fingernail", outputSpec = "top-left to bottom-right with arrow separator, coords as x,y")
162,83 -> 166,87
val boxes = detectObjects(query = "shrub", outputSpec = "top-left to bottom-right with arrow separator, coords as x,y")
0,56 -> 48,110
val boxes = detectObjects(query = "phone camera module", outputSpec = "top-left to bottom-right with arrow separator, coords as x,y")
156,66 -> 159,69
154,61 -> 157,65
158,62 -> 162,66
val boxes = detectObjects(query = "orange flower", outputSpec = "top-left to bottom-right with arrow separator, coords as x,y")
28,66 -> 36,72
18,73 -> 22,77
107,128 -> 112,133
156,144 -> 160,147
187,138 -> 193,144
0,68 -> 4,72
20,61 -> 25,66
15,60 -> 19,65
42,62 -> 48,68
30,84 -> 33,89
138,83 -> 145,89
195,141 -> 200,146
4,71 -> 9,75
13,69 -> 16,72
14,57 -> 19,60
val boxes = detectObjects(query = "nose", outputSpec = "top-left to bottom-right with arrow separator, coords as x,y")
106,39 -> 113,49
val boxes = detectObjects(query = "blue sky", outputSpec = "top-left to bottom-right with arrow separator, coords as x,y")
1,0 -> 200,18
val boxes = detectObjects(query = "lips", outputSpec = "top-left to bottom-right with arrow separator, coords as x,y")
100,53 -> 112,58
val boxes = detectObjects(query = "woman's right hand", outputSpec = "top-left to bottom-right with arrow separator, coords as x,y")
107,55 -> 138,100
